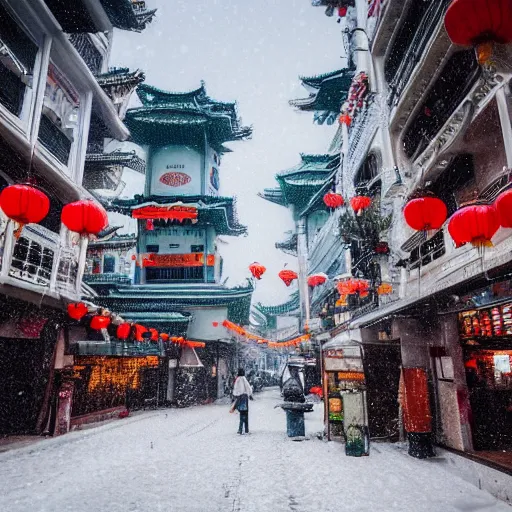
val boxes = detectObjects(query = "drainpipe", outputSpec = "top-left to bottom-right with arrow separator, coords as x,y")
296,215 -> 310,331
496,84 -> 512,168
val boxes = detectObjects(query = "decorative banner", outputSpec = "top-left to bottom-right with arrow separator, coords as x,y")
132,204 -> 198,223
159,172 -> 191,187
222,320 -> 309,347
142,253 -> 214,268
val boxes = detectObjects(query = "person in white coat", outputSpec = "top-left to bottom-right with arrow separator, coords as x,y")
231,368 -> 253,434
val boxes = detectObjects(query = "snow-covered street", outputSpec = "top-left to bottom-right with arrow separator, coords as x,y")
0,389 -> 509,512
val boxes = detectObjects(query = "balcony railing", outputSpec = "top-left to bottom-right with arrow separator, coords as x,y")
385,0 -> 452,107
68,34 -> 103,75
83,273 -> 132,285
38,114 -> 73,165
6,223 -> 79,298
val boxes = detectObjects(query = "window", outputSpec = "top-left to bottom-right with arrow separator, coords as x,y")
146,245 -> 159,253
38,63 -> 80,166
103,254 -> 115,273
10,237 -> 54,286
0,3 -> 37,118
146,266 -> 204,282
354,153 -> 380,189
169,244 -> 180,249
409,231 -> 445,270
191,245 -> 204,253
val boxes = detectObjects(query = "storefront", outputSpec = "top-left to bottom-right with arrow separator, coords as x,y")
459,304 -> 512,451
322,334 -> 367,444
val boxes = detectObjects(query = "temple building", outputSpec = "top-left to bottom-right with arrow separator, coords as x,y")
85,83 -> 254,404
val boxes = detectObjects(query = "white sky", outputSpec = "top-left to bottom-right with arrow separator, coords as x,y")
110,0 -> 343,305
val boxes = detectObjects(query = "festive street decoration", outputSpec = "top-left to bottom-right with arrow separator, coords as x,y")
495,188 -> 512,228
116,323 -> 131,340
444,0 -> 512,65
339,113 -> 352,126
345,71 -> 369,120
307,273 -> 328,287
61,199 -> 108,236
146,219 -> 154,231
0,184 -> 50,237
90,315 -> 111,330
447,204 -> 499,248
278,269 -> 298,287
323,192 -> 344,209
249,262 -> 266,280
212,321 -> 219,327
350,195 -> 372,215
149,328 -> 159,341
131,204 -> 198,223
160,333 -> 170,341
377,283 -> 393,295
67,302 -> 88,321
337,278 -> 370,298
403,197 -> 448,232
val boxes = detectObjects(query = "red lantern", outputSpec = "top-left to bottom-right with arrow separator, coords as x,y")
143,258 -> 156,267
160,333 -> 170,341
212,321 -> 219,327
61,199 -> 108,236
350,196 -> 372,214
133,324 -> 147,341
403,197 -> 448,231
353,279 -> 370,298
249,262 -> 266,280
131,254 -> 137,261
495,188 -> 512,228
323,192 -> 344,209
444,0 -> 512,64
448,205 -> 499,248
307,273 -> 327,287
279,269 -> 298,287
90,315 -> 111,330
67,302 -> 88,321
339,114 -> 352,126
377,283 -> 393,295
116,323 -> 131,340
0,185 -> 50,234
337,280 -> 355,296
149,328 -> 159,341
338,6 -> 347,17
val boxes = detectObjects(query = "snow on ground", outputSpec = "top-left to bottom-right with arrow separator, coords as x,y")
0,389 -> 509,512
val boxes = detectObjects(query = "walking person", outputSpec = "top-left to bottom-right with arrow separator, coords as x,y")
230,368 -> 253,434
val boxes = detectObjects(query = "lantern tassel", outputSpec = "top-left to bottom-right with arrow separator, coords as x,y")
14,223 -> 24,239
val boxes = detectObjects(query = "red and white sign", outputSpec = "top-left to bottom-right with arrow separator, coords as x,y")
159,172 -> 192,187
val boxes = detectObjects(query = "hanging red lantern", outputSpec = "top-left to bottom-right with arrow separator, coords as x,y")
278,269 -> 298,287
403,197 -> 448,231
131,254 -> 137,261
338,6 -> 347,17
149,328 -> 159,341
353,279 -> 370,298
337,280 -> 355,296
249,262 -> 266,280
495,188 -> 512,228
350,196 -> 372,214
448,204 -> 499,248
212,321 -> 219,327
146,219 -> 154,231
339,114 -> 352,126
116,323 -> 131,340
307,273 -> 328,287
90,315 -> 111,330
61,199 -> 108,236
160,333 -> 170,341
67,302 -> 88,321
133,324 -> 147,341
143,258 -> 156,267
323,192 -> 344,209
444,0 -> 512,65
0,185 -> 50,236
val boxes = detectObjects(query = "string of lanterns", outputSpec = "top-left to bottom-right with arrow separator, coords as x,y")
67,301 -> 205,349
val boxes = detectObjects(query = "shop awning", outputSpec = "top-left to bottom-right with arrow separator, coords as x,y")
322,330 -> 361,351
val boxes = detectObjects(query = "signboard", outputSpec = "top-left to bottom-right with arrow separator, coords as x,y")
147,253 -> 214,268
150,145 -> 202,195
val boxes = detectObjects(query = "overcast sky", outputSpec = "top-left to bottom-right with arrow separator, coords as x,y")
110,0 -> 343,304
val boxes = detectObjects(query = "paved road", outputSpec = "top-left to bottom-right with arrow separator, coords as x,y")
0,389 -> 509,512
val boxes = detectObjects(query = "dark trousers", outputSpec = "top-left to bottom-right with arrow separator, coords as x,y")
238,411 -> 249,433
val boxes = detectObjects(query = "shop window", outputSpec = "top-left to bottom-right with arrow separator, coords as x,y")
409,230 -> 445,270
169,244 -> 180,249
92,256 -> 101,274
10,236 -> 54,286
103,254 -> 115,273
0,3 -> 37,118
38,63 -> 80,166
191,244 -> 204,253
146,245 -> 159,253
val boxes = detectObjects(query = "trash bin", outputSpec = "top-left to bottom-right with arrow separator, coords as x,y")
286,409 -> 305,437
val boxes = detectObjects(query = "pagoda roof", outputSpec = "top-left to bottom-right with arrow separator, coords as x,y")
107,195 -> 247,236
275,232 -> 298,256
271,154 -> 340,211
255,291 -> 301,318
89,233 -> 137,250
299,168 -> 338,217
100,0 -> 157,32
125,83 -> 252,148
99,282 -> 253,325
258,188 -> 285,207
289,67 -> 355,120
96,67 -> 146,88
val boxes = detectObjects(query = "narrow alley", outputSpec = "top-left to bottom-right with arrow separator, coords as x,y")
0,389 -> 508,512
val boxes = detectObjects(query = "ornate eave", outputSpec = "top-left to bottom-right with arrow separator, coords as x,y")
125,83 -> 252,146
299,168 -> 338,217
99,0 -> 157,32
255,291 -> 301,318
258,188 -> 286,207
289,68 -> 355,120
275,232 -> 298,256
106,195 -> 247,236
89,234 -> 137,250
